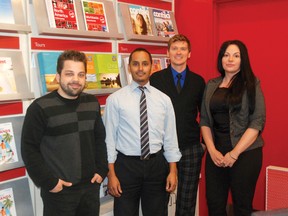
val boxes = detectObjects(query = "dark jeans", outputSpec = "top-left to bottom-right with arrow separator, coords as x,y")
41,182 -> 100,216
205,147 -> 262,216
114,151 -> 169,216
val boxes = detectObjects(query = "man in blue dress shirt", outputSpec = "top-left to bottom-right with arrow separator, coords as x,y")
103,48 -> 181,216
150,34 -> 206,216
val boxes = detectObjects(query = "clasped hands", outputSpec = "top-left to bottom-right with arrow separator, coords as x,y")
212,150 -> 238,168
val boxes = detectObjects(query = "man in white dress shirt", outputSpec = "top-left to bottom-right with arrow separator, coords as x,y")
103,48 -> 181,216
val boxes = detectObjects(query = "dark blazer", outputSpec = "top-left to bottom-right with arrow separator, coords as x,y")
150,65 -> 205,150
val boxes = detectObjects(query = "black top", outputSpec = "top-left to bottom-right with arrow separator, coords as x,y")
150,65 -> 205,150
210,87 -> 232,153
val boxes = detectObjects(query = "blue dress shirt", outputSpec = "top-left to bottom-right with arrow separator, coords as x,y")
103,80 -> 182,163
171,67 -> 186,88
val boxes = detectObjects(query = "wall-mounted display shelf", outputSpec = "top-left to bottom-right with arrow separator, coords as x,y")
0,51 -> 34,101
32,0 -> 124,40
119,2 -> 178,43
0,0 -> 31,33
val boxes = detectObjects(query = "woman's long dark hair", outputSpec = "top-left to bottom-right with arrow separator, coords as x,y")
217,40 -> 256,114
136,13 -> 148,35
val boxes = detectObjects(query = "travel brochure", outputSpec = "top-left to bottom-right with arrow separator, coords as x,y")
37,52 -> 120,95
45,0 -> 78,29
0,122 -> 19,167
37,52 -> 61,95
0,178 -> 34,216
0,57 -> 17,95
0,188 -> 17,216
41,1 -> 178,41
81,0 -> 108,32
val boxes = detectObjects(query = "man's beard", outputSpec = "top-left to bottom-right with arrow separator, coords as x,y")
59,81 -> 84,97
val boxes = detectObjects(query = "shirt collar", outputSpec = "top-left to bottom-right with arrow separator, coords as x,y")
130,80 -> 151,93
171,66 -> 187,81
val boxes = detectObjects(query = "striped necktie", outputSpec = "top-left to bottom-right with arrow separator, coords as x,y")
139,86 -> 150,160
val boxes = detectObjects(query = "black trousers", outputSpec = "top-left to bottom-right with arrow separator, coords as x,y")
41,182 -> 100,216
114,151 -> 169,216
205,147 -> 262,216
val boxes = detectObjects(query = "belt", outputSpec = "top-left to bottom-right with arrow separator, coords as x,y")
117,150 -> 162,160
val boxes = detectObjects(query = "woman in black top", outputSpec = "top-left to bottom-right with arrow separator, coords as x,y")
200,40 -> 266,216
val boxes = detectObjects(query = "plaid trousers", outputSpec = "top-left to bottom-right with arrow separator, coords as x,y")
175,144 -> 205,216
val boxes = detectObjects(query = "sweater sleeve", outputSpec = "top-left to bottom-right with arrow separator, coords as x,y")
94,104 -> 108,179
21,102 -> 59,190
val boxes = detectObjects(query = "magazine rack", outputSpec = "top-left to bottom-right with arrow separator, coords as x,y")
0,0 -> 31,33
0,51 -> 34,101
32,0 -> 124,40
119,3 -> 178,43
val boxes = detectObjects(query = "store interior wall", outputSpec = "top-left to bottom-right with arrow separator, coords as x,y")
175,0 -> 288,215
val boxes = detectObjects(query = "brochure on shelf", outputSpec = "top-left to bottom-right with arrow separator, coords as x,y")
33,0 -> 123,39
119,3 -> 178,42
81,0 -> 108,32
37,52 -> 120,95
0,116 -> 24,172
45,0 -> 79,30
0,51 -> 34,101
128,5 -> 153,36
0,187 -> 17,216
152,9 -> 175,38
0,122 -> 19,166
0,0 -> 15,24
0,177 -> 34,216
0,57 -> 17,94
37,52 -> 61,95
85,53 -> 98,89
94,54 -> 121,89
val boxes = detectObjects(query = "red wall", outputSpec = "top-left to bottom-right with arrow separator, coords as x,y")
175,0 -> 288,214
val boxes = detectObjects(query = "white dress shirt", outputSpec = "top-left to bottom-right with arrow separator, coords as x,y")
103,80 -> 182,163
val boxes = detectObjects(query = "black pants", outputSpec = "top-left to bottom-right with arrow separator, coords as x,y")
205,147 -> 262,216
41,182 -> 100,216
114,151 -> 169,216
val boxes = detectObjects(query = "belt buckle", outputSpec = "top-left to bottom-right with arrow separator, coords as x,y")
140,154 -> 150,160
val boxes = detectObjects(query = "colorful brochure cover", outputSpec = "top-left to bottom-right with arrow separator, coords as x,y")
37,52 -> 61,95
85,53 -> 98,89
81,0 -> 108,32
151,58 -> 163,74
129,5 -> 153,36
94,54 -> 120,89
0,122 -> 19,166
152,9 -> 175,38
37,52 -> 120,93
45,0 -> 78,30
0,57 -> 17,94
0,188 -> 17,216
